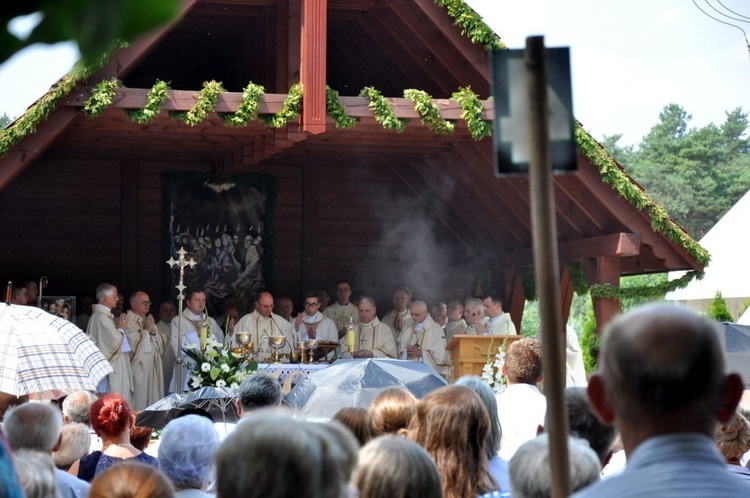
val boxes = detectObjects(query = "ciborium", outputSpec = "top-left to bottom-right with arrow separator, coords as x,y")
305,338 -> 318,364
270,335 -> 286,364
296,341 -> 308,364
236,332 -> 253,360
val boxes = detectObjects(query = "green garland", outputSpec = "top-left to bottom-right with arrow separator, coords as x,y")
220,81 -> 266,127
403,89 -> 455,134
452,86 -> 492,141
360,87 -> 408,132
326,86 -> 358,129
589,270 -> 703,299
84,77 -> 120,117
125,80 -> 170,124
433,0 -> 506,50
567,260 -> 590,295
259,82 -> 303,128
574,122 -> 711,267
520,267 -> 536,301
169,80 -> 226,126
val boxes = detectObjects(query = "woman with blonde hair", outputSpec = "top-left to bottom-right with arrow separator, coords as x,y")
366,387 -> 417,437
89,461 -> 175,498
408,385 -> 498,498
352,436 -> 443,498
71,393 -> 159,482
715,410 -> 750,481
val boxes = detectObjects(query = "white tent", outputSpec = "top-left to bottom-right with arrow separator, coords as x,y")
667,189 -> 750,318
740,307 -> 750,326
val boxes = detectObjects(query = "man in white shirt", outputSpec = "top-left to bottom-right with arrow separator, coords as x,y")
398,300 -> 450,379
234,291 -> 295,359
482,294 -> 517,335
452,297 -> 487,335
496,337 -> 546,460
339,296 -> 397,359
381,285 -> 413,342
323,280 -> 359,338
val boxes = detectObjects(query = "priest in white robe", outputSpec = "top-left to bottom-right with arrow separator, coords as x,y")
124,291 -> 164,410
170,289 -> 223,392
339,296 -> 397,359
451,298 -> 488,335
381,286 -> 413,342
88,284 -> 133,402
398,300 -> 450,379
156,300 -> 177,393
483,295 -> 518,335
294,292 -> 339,360
233,291 -> 295,360
323,280 -> 359,337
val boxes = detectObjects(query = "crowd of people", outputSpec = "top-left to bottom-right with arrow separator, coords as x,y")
0,303 -> 748,497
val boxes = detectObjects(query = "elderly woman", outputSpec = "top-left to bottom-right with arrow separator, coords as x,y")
89,461 -> 175,498
71,393 -> 159,482
715,411 -> 750,481
158,415 -> 220,496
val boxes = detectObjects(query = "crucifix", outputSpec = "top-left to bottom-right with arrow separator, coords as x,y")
167,247 -> 197,391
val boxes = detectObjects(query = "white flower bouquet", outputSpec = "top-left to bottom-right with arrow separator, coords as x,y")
183,336 -> 257,391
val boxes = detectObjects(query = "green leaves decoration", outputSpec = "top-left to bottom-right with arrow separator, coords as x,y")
259,82 -> 303,128
169,80 -> 225,126
360,87 -> 408,132
452,86 -> 492,140
125,80 -> 170,124
404,89 -> 455,134
433,0 -> 505,50
84,78 -> 121,117
220,81 -> 266,127
326,86 -> 358,129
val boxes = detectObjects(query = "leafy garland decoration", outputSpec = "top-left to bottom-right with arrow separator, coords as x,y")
452,86 -> 492,141
125,80 -> 170,124
258,82 -> 303,128
433,0 -> 506,50
589,270 -> 703,300
220,81 -> 266,127
574,121 -> 711,268
360,87 -> 408,132
169,80 -> 226,126
84,77 -> 121,117
567,260 -> 590,295
326,86 -> 358,129
403,89 -> 455,134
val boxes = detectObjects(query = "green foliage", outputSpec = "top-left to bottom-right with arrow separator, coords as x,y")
125,80 -> 170,124
452,87 -> 492,141
1,0 -> 179,66
325,86 -> 358,129
220,81 -> 266,127
621,104 -> 750,238
580,310 -> 599,375
403,89 -> 455,134
433,0 -> 506,50
360,87 -> 408,132
600,133 -> 634,167
590,270 -> 701,302
169,80 -> 225,126
84,77 -> 120,117
0,113 -> 12,128
520,300 -> 539,338
709,291 -> 734,322
259,82 -> 303,128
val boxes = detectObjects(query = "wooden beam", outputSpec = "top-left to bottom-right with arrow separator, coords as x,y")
585,256 -> 621,333
300,0 -> 327,134
493,232 -> 641,270
560,266 -> 574,326
505,269 -> 525,334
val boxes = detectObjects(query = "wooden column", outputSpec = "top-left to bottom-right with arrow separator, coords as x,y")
300,0 -> 327,134
586,256 -> 621,332
559,265 -> 575,326
504,269 -> 525,334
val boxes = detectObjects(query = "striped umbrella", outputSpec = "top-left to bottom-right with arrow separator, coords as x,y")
0,303 -> 113,396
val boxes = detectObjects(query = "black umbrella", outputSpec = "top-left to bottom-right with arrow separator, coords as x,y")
134,393 -> 184,429
177,386 -> 239,425
284,358 -> 447,418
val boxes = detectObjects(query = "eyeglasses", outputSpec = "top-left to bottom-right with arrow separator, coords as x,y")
139,301 -> 152,305
304,302 -> 320,307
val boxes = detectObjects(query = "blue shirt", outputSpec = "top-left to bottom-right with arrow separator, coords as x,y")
572,433 -> 750,497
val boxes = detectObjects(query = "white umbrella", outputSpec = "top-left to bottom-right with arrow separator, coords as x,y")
0,303 -> 113,396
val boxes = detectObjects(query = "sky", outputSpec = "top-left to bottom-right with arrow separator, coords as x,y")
0,0 -> 749,146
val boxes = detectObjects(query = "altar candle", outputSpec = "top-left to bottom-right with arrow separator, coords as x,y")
200,324 -> 208,351
347,326 -> 355,352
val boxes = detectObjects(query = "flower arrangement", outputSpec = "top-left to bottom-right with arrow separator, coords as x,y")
481,335 -> 510,394
183,336 -> 257,390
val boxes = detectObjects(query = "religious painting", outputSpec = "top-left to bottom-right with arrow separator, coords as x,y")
41,296 -> 76,322
162,171 -> 279,315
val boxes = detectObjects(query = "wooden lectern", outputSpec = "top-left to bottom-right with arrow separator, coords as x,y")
447,334 -> 523,383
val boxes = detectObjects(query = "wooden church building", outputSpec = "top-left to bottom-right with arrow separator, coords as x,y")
0,0 -> 708,331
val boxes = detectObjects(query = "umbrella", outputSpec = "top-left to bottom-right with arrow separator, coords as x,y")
177,386 -> 239,424
134,393 -> 184,429
284,358 -> 448,418
719,322 -> 750,389
0,303 -> 113,396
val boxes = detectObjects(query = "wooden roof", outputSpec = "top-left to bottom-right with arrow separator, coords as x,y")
0,0 -> 706,311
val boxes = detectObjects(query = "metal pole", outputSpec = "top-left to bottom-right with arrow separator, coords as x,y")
525,35 -> 571,498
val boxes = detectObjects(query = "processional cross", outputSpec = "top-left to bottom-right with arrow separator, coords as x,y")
167,247 -> 197,391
